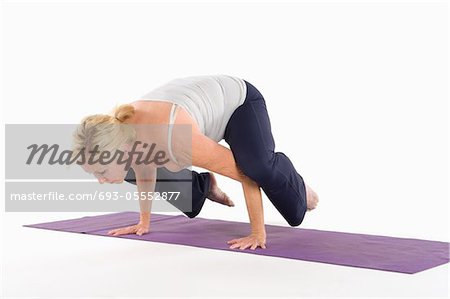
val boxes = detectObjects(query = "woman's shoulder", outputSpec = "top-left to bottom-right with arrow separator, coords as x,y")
127,100 -> 202,133
130,99 -> 173,110
126,100 -> 171,124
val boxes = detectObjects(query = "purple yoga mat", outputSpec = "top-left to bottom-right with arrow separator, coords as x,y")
24,211 -> 449,274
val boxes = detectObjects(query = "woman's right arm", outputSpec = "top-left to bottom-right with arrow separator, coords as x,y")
134,165 -> 158,225
107,166 -> 157,237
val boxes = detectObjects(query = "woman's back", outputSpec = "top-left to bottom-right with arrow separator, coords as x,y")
138,75 -> 247,142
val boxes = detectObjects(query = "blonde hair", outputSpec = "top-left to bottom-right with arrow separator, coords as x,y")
72,104 -> 137,161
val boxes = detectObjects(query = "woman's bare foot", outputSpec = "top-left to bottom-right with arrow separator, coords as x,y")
206,172 -> 235,207
306,183 -> 319,211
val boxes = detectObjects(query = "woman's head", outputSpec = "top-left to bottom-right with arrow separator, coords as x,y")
72,104 -> 137,183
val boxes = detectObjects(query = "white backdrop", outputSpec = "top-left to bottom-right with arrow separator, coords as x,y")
1,1 -> 448,240
1,1 -> 449,298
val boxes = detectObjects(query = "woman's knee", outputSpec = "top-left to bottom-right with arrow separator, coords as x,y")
266,184 -> 308,227
284,200 -> 307,227
287,211 -> 306,227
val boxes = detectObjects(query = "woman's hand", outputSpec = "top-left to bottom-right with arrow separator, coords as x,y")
227,233 -> 267,250
107,221 -> 150,236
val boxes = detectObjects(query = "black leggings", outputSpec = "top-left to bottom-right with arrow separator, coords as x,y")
124,167 -> 210,219
125,80 -> 307,226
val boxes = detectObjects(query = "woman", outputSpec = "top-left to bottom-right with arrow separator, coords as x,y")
73,75 -> 319,250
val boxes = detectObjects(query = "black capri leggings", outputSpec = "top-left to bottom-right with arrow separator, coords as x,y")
125,80 -> 308,226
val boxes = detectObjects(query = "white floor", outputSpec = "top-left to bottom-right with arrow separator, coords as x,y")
2,212 -> 448,298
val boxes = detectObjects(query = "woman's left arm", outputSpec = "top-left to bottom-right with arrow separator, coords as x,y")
192,133 -> 267,249
229,177 -> 266,250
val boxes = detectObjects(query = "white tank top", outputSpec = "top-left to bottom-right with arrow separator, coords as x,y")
140,75 -> 247,142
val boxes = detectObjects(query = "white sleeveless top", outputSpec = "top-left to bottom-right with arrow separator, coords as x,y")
140,75 -> 247,142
